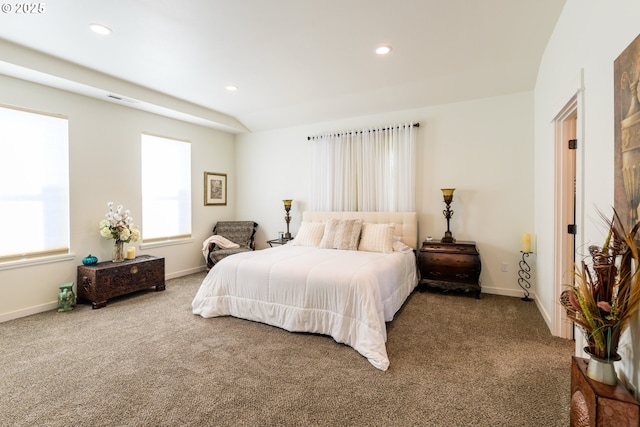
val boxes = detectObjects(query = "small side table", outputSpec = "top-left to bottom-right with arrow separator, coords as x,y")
570,356 -> 639,426
267,237 -> 294,247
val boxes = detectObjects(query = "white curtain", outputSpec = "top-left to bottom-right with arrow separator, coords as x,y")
310,123 -> 416,212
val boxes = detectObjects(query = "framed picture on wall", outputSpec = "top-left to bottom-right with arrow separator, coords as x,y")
615,33 -> 640,230
204,172 -> 227,206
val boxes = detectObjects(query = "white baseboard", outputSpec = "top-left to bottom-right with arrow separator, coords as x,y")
166,265 -> 207,280
534,297 -> 554,333
480,285 -> 535,300
0,266 -> 208,323
0,301 -> 58,323
482,286 -> 553,333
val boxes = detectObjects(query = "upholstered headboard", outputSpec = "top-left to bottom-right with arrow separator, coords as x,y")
301,211 -> 418,249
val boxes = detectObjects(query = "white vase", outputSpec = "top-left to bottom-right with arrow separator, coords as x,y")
584,347 -> 619,386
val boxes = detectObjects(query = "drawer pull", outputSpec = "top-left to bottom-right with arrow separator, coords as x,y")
130,266 -> 139,274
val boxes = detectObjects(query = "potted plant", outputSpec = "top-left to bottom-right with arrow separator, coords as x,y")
561,210 -> 640,385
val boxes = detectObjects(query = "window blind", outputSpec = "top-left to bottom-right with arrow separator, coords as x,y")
141,133 -> 192,241
0,104 -> 69,261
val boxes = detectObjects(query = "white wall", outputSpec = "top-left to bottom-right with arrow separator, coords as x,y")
0,75 -> 236,322
535,0 -> 640,394
235,91 -> 535,298
3,75 -> 536,318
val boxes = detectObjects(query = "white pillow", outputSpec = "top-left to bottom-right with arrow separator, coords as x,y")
319,218 -> 363,251
358,223 -> 395,253
392,240 -> 412,253
292,222 -> 325,247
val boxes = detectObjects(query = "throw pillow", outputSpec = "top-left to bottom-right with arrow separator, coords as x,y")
358,223 -> 395,253
292,222 -> 325,247
319,218 -> 363,251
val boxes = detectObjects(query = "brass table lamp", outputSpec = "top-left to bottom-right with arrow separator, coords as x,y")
441,188 -> 455,243
283,199 -> 293,239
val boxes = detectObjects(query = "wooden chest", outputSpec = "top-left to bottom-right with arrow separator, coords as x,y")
77,255 -> 165,309
417,240 -> 481,298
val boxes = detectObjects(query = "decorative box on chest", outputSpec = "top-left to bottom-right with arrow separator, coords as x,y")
417,240 -> 481,298
77,255 -> 165,309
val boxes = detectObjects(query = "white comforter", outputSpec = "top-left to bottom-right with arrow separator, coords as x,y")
192,244 -> 418,371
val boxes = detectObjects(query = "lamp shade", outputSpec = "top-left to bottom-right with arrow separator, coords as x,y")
283,199 -> 292,209
441,188 -> 455,204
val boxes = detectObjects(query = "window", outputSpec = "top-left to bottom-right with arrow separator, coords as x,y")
0,105 -> 70,261
141,133 -> 192,242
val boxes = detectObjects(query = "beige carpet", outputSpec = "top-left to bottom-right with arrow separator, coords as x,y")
0,272 -> 573,426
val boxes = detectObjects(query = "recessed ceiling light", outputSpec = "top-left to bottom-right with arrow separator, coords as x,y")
225,85 -> 238,91
90,23 -> 112,35
375,46 -> 392,55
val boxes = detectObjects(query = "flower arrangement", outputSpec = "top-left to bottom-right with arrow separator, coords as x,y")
99,202 -> 140,243
561,210 -> 640,361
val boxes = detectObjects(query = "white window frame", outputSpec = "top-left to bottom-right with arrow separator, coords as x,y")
140,133 -> 192,245
0,104 -> 71,266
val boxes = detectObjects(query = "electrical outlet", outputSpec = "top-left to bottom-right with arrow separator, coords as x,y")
501,262 -> 508,272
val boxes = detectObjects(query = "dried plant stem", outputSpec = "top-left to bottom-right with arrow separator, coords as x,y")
561,209 -> 640,359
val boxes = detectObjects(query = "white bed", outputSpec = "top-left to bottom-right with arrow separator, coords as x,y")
192,211 -> 418,371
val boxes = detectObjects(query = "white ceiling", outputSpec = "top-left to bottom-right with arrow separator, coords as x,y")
0,0 -> 566,133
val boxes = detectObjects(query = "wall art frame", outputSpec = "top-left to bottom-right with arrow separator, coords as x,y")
204,172 -> 227,206
615,32 -> 640,229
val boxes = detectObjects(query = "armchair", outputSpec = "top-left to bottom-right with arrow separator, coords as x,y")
206,221 -> 258,268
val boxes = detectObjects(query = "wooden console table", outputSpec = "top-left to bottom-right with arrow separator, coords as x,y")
77,255 -> 165,309
417,240 -> 481,298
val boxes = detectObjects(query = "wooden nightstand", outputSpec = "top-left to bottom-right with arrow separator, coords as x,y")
417,240 -> 481,298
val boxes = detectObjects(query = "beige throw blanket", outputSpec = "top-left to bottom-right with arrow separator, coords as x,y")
201,235 -> 240,262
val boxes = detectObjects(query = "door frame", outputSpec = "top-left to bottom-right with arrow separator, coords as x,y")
552,85 -> 584,339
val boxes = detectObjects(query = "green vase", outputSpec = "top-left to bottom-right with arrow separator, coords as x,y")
57,282 -> 75,312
